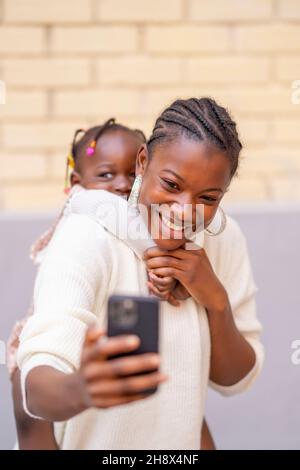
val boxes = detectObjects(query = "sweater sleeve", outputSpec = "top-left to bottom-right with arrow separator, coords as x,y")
17,213 -> 113,418
209,217 -> 264,397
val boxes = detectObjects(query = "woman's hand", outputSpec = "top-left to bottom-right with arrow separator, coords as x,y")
25,328 -> 167,422
143,247 -> 228,313
77,327 -> 168,410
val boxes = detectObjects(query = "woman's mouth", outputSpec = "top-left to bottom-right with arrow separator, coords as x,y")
157,210 -> 196,239
160,213 -> 185,232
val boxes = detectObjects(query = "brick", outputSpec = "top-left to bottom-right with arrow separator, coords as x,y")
141,87 -> 208,116
278,0 -> 300,19
247,147 -> 300,171
0,152 -> 47,181
142,88 -> 239,117
3,59 -> 90,87
0,27 -> 45,55
231,87 -> 299,114
50,153 -> 68,180
121,117 -> 153,139
0,91 -> 47,118
97,57 -> 182,85
145,26 -> 230,53
275,57 -> 300,81
238,154 -> 296,177
53,89 -> 140,118
0,80 -> 5,105
98,0 -> 182,22
188,0 -> 272,21
4,0 -> 91,23
269,176 -> 300,201
222,175 -> 267,203
185,57 -> 270,84
238,118 -> 270,145
2,182 -> 65,211
3,122 -> 86,150
236,25 -> 300,52
51,27 -> 138,54
273,119 -> 300,143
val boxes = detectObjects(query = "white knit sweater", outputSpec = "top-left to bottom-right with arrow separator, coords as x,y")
17,190 -> 264,450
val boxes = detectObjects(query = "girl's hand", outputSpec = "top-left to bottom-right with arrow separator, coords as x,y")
147,272 -> 180,306
77,328 -> 168,410
143,247 -> 228,313
147,272 -> 190,306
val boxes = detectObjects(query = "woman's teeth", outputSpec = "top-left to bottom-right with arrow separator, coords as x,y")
161,214 -> 184,231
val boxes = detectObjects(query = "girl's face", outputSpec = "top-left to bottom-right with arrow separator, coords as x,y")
71,130 -> 140,199
136,137 -> 232,250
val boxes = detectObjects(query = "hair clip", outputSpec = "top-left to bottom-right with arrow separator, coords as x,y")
86,140 -> 96,156
67,153 -> 75,169
64,152 -> 76,194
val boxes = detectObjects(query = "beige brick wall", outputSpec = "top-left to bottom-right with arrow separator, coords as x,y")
0,0 -> 300,211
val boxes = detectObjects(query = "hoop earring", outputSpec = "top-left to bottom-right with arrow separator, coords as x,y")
128,175 -> 143,208
205,206 -> 227,236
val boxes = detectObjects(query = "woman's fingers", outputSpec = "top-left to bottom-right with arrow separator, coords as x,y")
85,327 -> 106,345
145,256 -> 179,270
83,353 -> 161,381
143,247 -> 186,260
88,371 -> 168,397
91,393 -> 153,409
82,335 -> 140,364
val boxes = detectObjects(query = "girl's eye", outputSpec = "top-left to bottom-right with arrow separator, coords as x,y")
161,178 -> 179,191
129,172 -> 136,178
99,172 -> 113,179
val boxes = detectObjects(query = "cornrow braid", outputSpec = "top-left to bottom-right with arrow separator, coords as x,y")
148,97 -> 242,177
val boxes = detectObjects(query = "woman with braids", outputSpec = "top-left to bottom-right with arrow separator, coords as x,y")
17,97 -> 264,450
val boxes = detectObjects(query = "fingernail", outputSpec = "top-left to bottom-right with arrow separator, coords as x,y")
150,356 -> 160,366
126,335 -> 139,345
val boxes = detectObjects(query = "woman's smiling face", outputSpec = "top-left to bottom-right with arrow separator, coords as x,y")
136,136 -> 232,250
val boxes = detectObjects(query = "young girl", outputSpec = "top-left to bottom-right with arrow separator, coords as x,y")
7,118 -> 146,449
9,117 -> 216,449
17,97 -> 263,450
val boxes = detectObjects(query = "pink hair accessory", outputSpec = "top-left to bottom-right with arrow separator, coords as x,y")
86,140 -> 96,156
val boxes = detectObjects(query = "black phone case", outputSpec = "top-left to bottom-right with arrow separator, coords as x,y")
107,294 -> 159,395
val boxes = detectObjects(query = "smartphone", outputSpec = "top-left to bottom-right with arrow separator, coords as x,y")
107,294 -> 160,395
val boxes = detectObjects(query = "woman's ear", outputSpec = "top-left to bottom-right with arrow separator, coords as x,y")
70,171 -> 81,187
136,144 -> 149,176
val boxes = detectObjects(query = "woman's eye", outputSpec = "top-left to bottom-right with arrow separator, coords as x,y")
129,172 -> 136,178
162,178 -> 179,191
98,172 -> 113,179
201,196 -> 217,203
